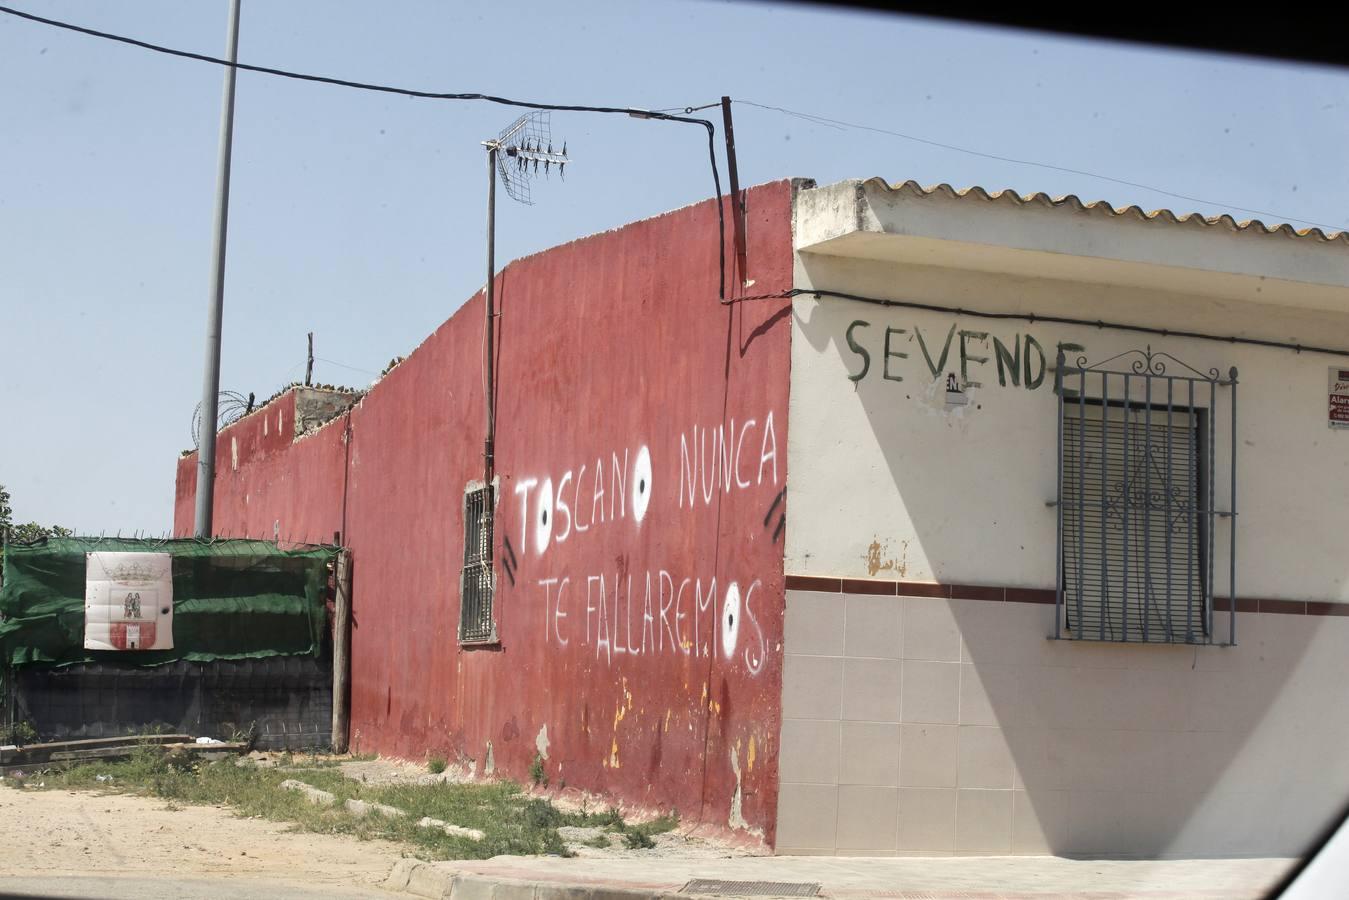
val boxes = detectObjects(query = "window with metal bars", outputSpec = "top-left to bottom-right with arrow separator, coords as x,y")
459,485 -> 497,644
1055,348 -> 1238,645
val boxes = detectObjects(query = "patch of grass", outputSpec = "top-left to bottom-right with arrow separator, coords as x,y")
584,834 -> 611,849
617,814 -> 678,849
427,756 -> 447,775
579,805 -> 623,829
23,747 -> 661,861
553,804 -> 677,849
622,828 -> 655,849
346,752 -> 377,762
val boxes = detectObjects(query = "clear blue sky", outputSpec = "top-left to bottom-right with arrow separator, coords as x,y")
2,1 -> 1347,534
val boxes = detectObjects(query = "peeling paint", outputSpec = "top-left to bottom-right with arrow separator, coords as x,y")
748,735 -> 757,773
608,690 -> 628,770
726,741 -> 764,839
864,537 -> 909,578
484,741 -> 495,777
535,724 -> 550,761
727,741 -> 765,840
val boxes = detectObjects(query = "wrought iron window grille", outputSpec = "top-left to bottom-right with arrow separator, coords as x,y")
459,484 -> 498,644
1054,347 -> 1238,645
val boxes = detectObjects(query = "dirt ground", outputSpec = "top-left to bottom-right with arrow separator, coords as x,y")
0,784 -> 404,894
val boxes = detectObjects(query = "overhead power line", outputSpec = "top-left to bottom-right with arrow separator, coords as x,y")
724,287 -> 1349,360
314,357 -> 380,377
0,3 -> 727,297
736,99 -> 1348,233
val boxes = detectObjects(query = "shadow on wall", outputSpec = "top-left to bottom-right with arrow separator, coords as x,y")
954,603 -> 1332,857
790,257 -> 1346,857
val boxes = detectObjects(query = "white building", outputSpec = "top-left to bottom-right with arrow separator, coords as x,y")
776,177 -> 1349,857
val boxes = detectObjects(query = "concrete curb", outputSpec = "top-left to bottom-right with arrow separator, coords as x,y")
384,859 -> 686,900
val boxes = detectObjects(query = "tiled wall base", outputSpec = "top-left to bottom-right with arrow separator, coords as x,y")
776,581 -> 1349,857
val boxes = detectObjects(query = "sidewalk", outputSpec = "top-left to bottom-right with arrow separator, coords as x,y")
385,854 -> 1297,900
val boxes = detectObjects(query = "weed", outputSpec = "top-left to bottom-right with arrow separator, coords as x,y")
610,814 -> 677,850
221,721 -> 258,748
583,806 -> 623,829
622,829 -> 655,850
1,721 -> 37,746
427,756 -> 447,775
529,753 -> 547,787
584,834 -> 611,849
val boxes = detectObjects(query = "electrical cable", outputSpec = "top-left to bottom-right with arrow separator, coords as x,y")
653,102 -> 721,114
724,287 -> 1349,360
0,3 -> 726,298
313,357 -> 378,376
736,99 -> 1349,234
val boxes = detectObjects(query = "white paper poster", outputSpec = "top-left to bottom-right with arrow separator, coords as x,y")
84,552 -> 174,651
1330,367 -> 1349,430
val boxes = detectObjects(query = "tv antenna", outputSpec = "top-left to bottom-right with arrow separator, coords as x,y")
487,111 -> 569,205
480,112 -> 571,486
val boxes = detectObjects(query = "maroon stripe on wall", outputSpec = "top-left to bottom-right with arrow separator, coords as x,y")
1308,602 -> 1349,617
895,581 -> 950,599
787,574 -> 1349,617
1006,588 -> 1057,605
840,578 -> 897,595
950,584 -> 1005,602
784,575 -> 841,593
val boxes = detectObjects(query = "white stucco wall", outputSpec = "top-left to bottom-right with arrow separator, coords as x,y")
776,179 -> 1349,860
786,214 -> 1349,600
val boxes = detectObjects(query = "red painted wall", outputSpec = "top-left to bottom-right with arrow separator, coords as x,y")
175,393 -> 350,546
175,181 -> 796,843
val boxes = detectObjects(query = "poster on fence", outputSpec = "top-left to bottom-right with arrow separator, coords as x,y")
84,551 -> 174,651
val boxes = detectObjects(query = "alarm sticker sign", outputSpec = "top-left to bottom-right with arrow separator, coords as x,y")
1331,368 -> 1349,430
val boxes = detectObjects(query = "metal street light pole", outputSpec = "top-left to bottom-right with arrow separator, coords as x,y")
194,0 -> 242,538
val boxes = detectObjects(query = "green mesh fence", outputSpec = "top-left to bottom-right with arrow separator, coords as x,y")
0,537 -> 337,669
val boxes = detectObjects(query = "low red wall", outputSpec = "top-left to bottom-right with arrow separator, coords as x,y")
175,181 -> 796,843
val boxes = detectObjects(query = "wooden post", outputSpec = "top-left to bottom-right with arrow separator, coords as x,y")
331,548 -> 352,753
305,332 -> 314,386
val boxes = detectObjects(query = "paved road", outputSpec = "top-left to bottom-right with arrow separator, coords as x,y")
399,854 -> 1301,900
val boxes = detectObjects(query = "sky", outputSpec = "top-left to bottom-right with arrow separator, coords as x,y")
2,0 -> 1348,534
